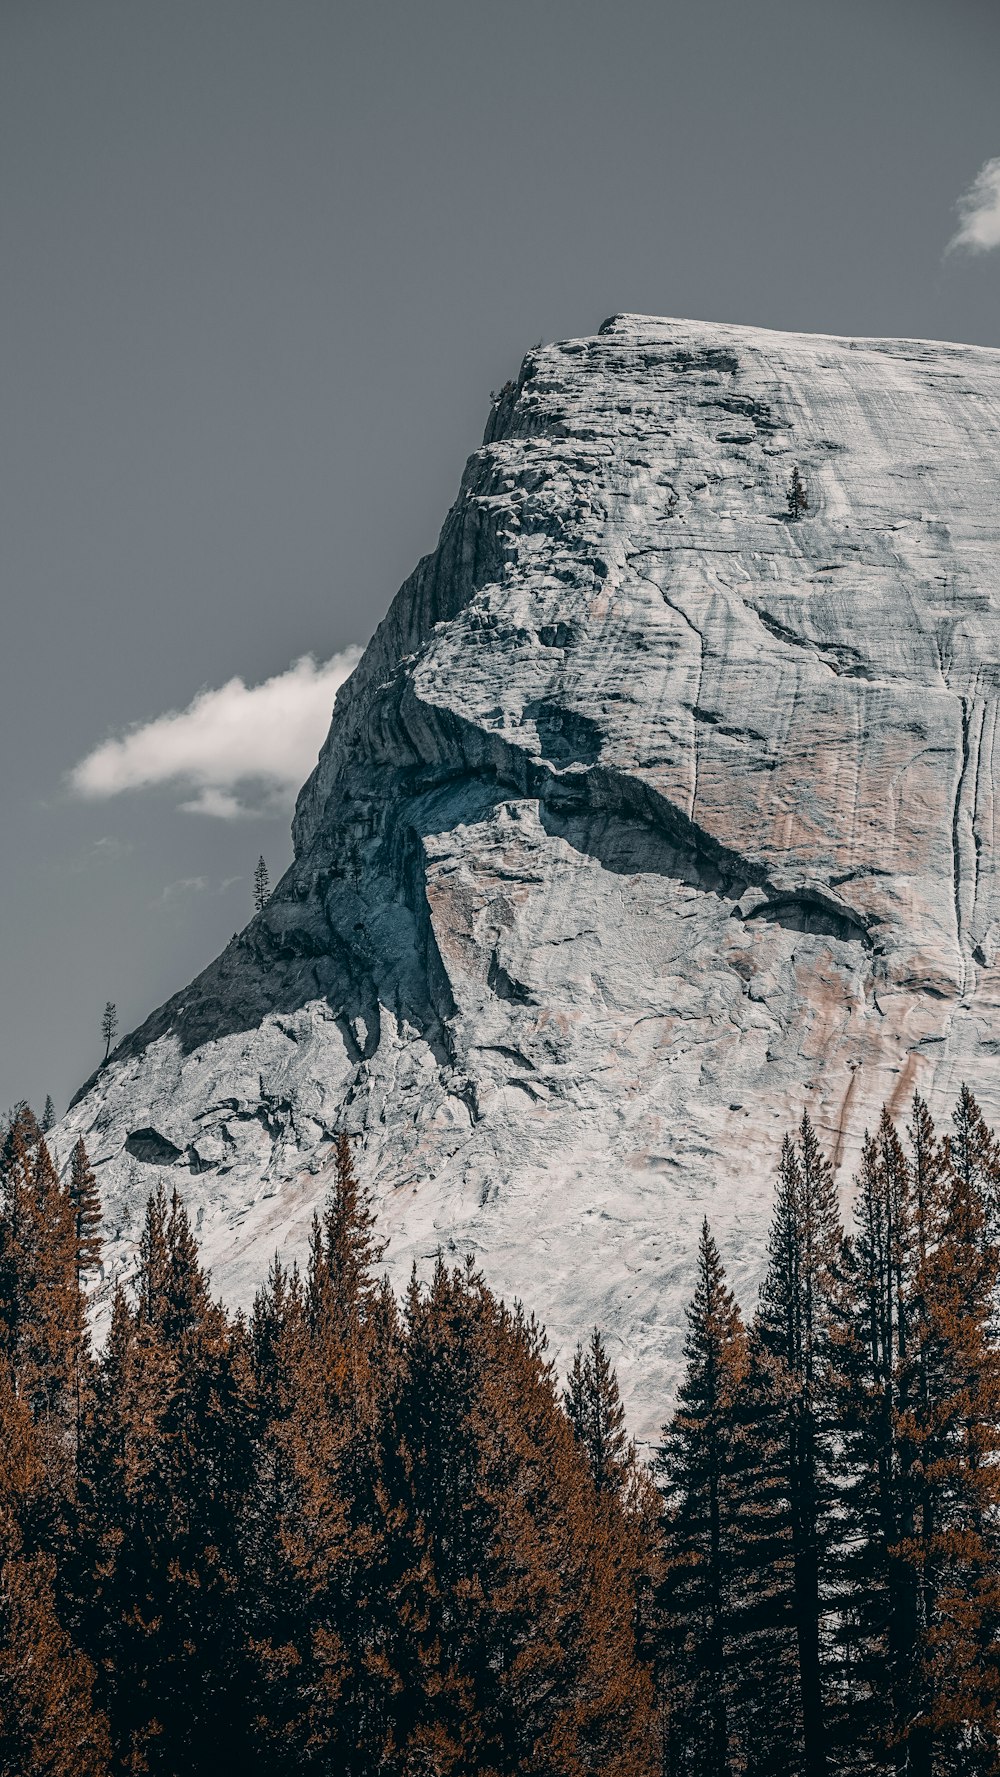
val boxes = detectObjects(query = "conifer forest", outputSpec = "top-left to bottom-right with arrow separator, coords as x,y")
2,1092 -> 1000,1774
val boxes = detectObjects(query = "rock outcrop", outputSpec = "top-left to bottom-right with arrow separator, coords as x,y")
59,313 -> 1000,1435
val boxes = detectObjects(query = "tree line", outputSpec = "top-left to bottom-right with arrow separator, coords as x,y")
661,1089 -> 1000,1777
0,1112 -> 655,1776
0,1087 -> 998,1773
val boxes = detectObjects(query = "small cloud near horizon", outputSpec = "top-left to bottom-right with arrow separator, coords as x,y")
948,157 -> 1000,254
154,874 -> 244,908
69,649 -> 362,819
157,876 -> 210,904
68,835 -> 136,872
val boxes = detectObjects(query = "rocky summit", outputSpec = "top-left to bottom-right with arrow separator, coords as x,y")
59,313 -> 1000,1435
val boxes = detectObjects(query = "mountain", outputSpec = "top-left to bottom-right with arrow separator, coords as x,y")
57,313 -> 1000,1435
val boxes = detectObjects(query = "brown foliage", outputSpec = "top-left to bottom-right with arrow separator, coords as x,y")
0,1360 -> 108,1775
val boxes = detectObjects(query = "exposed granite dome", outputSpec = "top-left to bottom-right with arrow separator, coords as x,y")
59,313 -> 1000,1435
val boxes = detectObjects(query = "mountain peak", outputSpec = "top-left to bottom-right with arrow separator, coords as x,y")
58,315 -> 1000,1434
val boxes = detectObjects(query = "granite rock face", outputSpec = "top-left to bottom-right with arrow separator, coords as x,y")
59,314 -> 1000,1435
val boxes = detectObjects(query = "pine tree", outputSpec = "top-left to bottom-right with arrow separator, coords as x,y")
157,1189 -> 254,1773
564,1327 -> 633,1496
831,1107 -> 925,1768
69,1138 -> 102,1288
241,1258 -> 311,1761
79,1188 -> 253,1775
15,1073 -> 1000,1776
253,855 -> 270,913
0,1113 -> 85,1487
100,1001 -> 117,1062
0,1358 -> 109,1776
241,1136 -> 395,1774
41,1094 -> 55,1133
2,1099 -> 41,1160
726,1327 -> 804,1777
0,1110 -> 35,1390
753,1116 -> 842,1777
312,1132 -> 383,1325
947,1082 -> 1000,1243
898,1098 -> 1000,1773
787,465 -> 809,520
77,1279 -> 174,1773
826,1092 -> 1000,1773
657,1221 -> 747,1777
387,1254 -> 657,1775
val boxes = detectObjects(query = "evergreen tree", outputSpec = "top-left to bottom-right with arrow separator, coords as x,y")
947,1082 -> 1000,1243
827,1092 -> 1000,1772
0,1109 -> 35,1390
753,1116 -> 842,1777
312,1131 -> 383,1325
387,1254 -> 657,1775
241,1258 -> 311,1764
899,1099 -> 1000,1773
241,1134 -> 395,1774
100,1002 -> 117,1062
726,1327 -> 804,1777
0,1358 -> 109,1776
909,1089 -> 952,1268
831,1108 -> 925,1769
253,855 -> 270,913
77,1279 -> 174,1773
2,1099 -> 42,1160
69,1138 -> 102,1288
7,1067 -> 1000,1777
0,1113 -> 85,1487
41,1094 -> 55,1134
657,1221 -> 746,1777
79,1188 -> 253,1775
564,1327 -> 633,1496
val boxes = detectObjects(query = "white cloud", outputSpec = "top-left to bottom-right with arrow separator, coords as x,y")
91,835 -> 133,858
70,648 -> 362,818
154,874 -> 244,909
178,788 -> 255,819
69,835 -> 135,873
948,157 -> 1000,254
158,876 -> 210,903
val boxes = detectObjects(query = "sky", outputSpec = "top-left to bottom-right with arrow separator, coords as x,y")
1,0 -> 999,1117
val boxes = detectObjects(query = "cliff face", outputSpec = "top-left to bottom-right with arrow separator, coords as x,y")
60,313 -> 1000,1434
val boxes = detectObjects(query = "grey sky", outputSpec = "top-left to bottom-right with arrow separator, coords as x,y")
1,0 -> 998,1116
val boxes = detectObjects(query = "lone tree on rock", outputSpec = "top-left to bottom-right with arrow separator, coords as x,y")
100,1001 -> 117,1062
787,465 -> 809,521
253,854 -> 270,913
